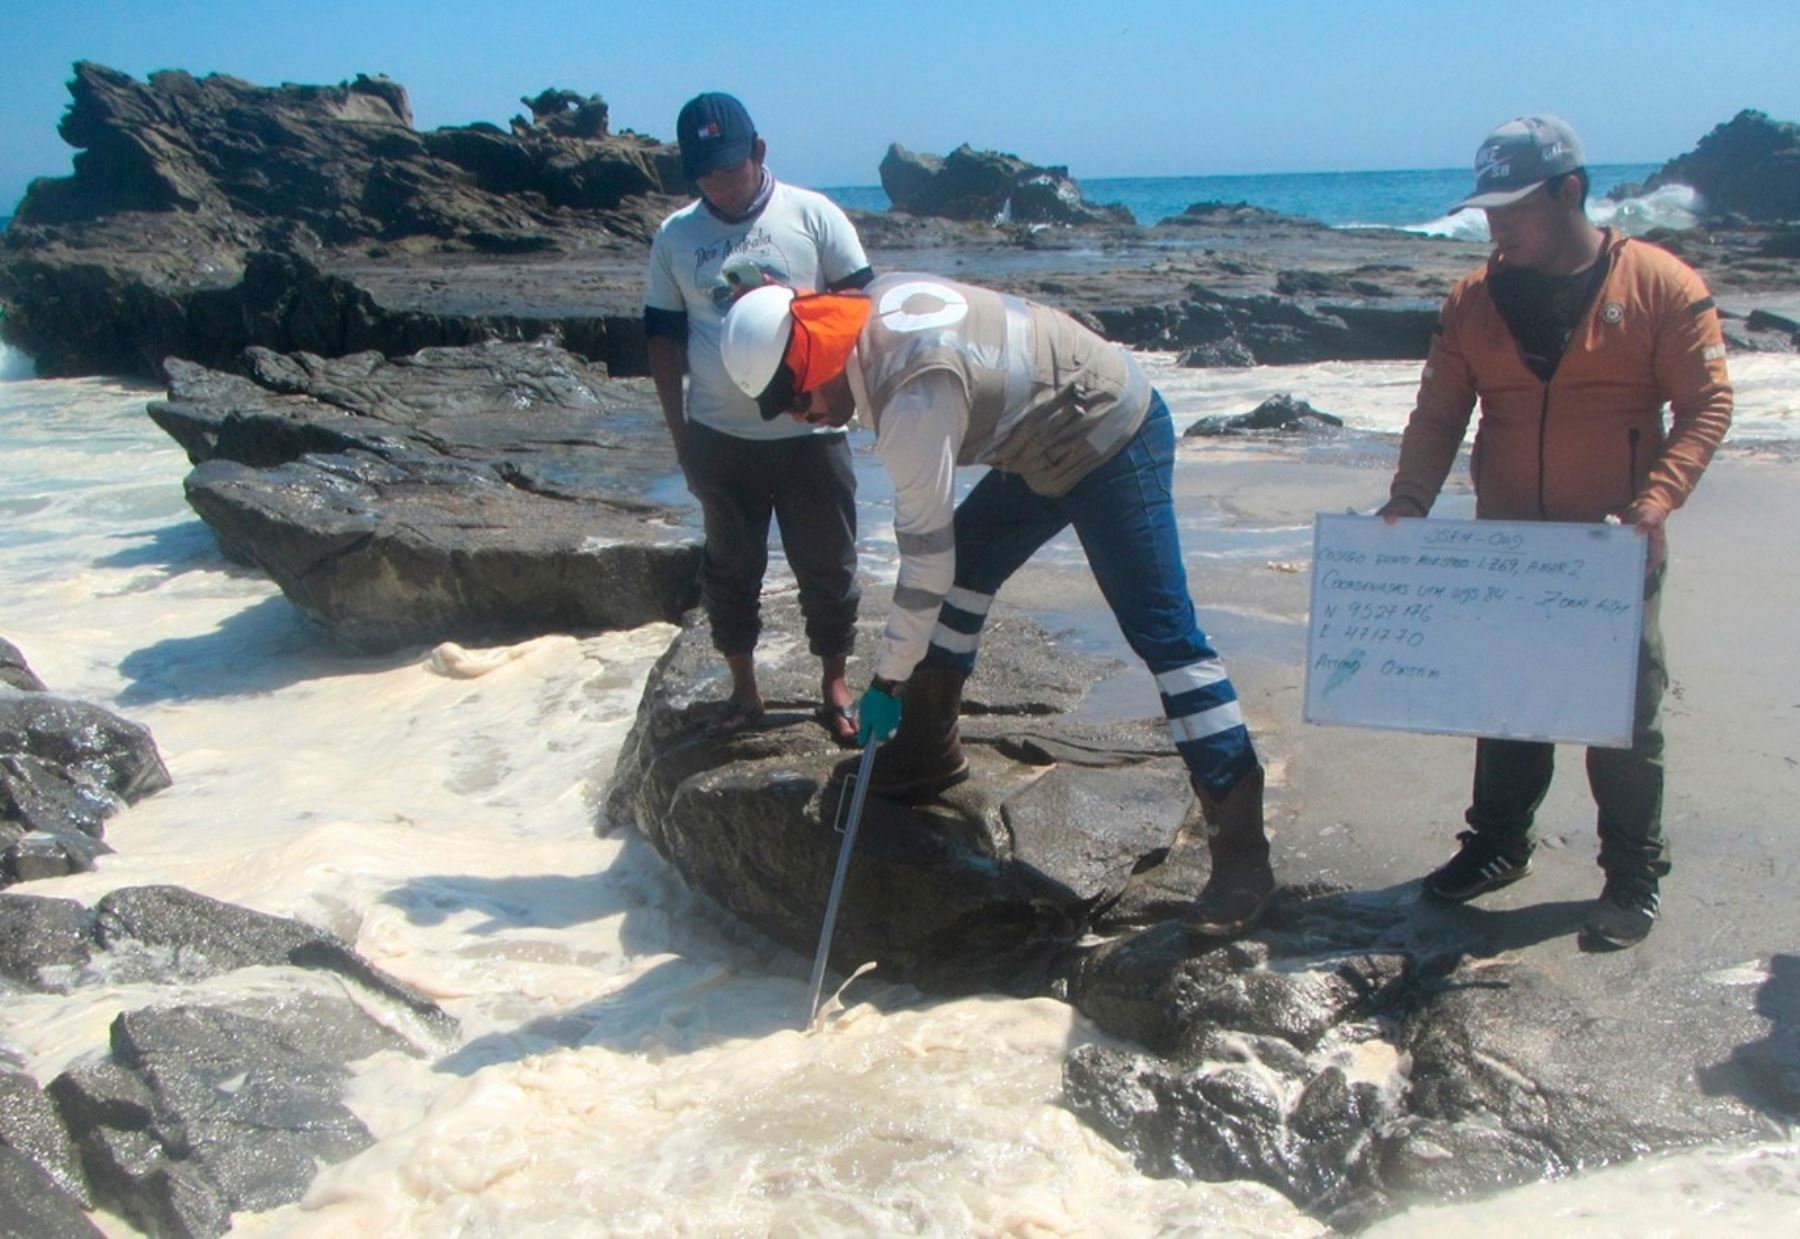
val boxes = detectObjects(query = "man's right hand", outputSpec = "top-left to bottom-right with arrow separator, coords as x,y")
856,681 -> 902,746
1376,496 -> 1427,525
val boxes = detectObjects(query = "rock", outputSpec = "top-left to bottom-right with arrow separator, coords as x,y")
878,142 -> 1129,226
1184,393 -> 1346,437
0,1144 -> 101,1239
1625,110 -> 1800,222
877,143 -> 943,210
0,883 -> 459,1231
0,63 -> 682,378
1063,1044 -> 1384,1214
1747,308 -> 1800,335
0,638 -> 46,692
1092,290 -> 1436,368
0,692 -> 169,805
147,339 -> 700,652
93,885 -> 457,1034
0,1070 -> 91,1209
604,596 -> 1212,992
50,1001 -> 402,1235
0,895 -> 96,992
1,881 -> 457,1031
4,828 -> 113,883
0,689 -> 168,887
1059,879 -> 1769,1223
1156,201 -> 1329,230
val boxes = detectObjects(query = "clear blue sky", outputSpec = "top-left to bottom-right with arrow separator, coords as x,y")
3,0 -> 1797,213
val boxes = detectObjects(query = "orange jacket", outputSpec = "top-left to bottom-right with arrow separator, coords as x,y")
1389,230 -> 1732,523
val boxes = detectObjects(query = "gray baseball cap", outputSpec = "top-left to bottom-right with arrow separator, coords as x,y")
1452,115 -> 1587,212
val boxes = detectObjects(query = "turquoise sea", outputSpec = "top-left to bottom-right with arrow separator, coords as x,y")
2,163 -> 1671,246
825,162 -> 1671,239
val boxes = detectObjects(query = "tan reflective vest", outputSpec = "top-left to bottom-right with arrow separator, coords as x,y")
855,273 -> 1151,496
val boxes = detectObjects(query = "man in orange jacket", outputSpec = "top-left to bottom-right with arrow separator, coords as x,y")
1379,115 -> 1732,950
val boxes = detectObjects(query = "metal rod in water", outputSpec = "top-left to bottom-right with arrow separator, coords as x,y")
806,740 -> 879,1025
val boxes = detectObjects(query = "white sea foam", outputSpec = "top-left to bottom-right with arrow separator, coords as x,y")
1404,182 -> 1702,242
0,339 -> 36,380
5,368 -> 1800,1233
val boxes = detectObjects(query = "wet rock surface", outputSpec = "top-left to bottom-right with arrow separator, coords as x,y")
1185,393 -> 1345,437
0,884 -> 456,1234
148,338 -> 699,652
0,650 -> 171,888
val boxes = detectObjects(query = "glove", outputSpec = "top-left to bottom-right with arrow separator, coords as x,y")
856,681 -> 902,746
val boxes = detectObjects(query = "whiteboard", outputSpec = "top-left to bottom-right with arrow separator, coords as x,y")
1303,515 -> 1647,746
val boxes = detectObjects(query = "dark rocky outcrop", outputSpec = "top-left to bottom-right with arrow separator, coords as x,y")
1185,393 -> 1345,437
1,675 -> 171,887
0,885 -> 457,1233
7,66 -> 1795,385
147,338 -> 699,652
1084,288 -> 1439,369
1156,201 -> 1329,230
0,1069 -> 92,1212
0,63 -> 683,377
1616,109 -> 1800,222
879,142 -> 1132,227
0,1140 -> 101,1238
50,1002 -> 398,1237
1057,886 -> 1763,1226
1,884 -> 456,1028
1,637 -> 47,692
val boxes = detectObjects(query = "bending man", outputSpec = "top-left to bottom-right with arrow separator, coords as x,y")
720,273 -> 1274,936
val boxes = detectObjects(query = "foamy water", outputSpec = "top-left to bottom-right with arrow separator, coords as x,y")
3,360 -> 1799,1234
1407,183 -> 1702,242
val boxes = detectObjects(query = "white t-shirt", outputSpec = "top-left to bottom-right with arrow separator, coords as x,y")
645,178 -> 869,441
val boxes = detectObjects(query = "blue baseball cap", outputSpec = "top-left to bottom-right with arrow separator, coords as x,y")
677,92 -> 757,181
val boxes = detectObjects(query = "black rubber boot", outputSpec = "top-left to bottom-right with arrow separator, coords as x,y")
1184,766 -> 1275,938
869,667 -> 970,801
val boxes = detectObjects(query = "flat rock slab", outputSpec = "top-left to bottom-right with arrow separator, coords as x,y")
1,885 -> 458,1233
148,339 -> 700,652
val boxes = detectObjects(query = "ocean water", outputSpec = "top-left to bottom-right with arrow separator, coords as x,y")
5,336 -> 1800,1232
824,163 -> 1702,242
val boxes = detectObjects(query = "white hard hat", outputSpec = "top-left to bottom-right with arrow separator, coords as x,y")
720,284 -> 797,402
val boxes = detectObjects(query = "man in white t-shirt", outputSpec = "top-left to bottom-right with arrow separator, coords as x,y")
644,92 -> 874,743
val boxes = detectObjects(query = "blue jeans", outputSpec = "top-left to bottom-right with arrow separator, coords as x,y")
918,393 -> 1258,798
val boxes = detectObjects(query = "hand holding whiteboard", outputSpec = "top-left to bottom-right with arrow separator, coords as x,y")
1303,515 -> 1647,746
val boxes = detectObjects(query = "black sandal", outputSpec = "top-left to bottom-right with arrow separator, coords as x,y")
812,703 -> 857,749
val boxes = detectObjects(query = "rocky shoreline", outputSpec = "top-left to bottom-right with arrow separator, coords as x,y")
4,61 -> 1800,1233
4,66 -> 1797,381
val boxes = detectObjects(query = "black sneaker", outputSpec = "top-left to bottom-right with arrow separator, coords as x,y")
1579,877 -> 1660,951
1422,831 -> 1533,902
